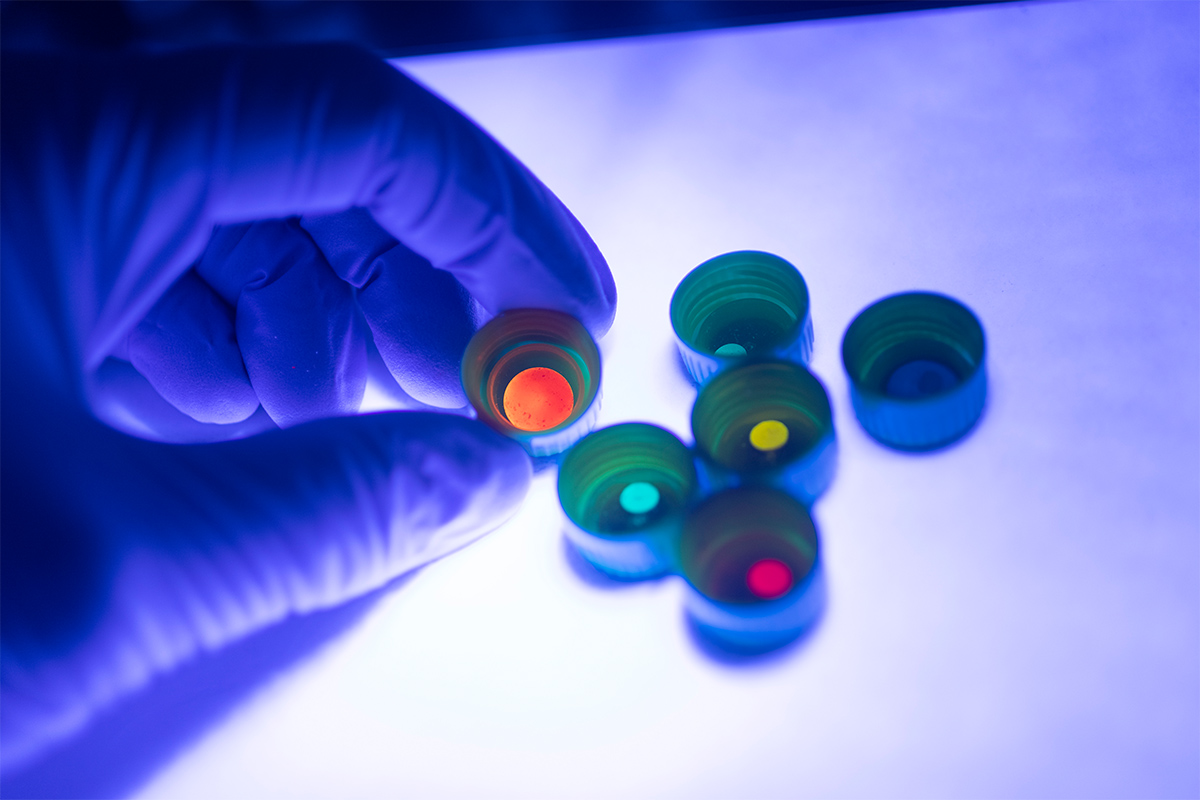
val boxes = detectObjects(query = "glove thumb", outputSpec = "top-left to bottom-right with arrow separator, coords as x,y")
1,398 -> 531,771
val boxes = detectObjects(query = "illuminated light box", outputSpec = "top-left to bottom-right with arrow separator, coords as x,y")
670,250 -> 813,384
461,309 -> 601,456
679,486 -> 824,652
691,359 -> 837,506
558,422 -> 698,579
842,291 -> 987,451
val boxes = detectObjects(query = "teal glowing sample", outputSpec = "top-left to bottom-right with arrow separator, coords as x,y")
618,481 -> 661,515
558,423 -> 698,579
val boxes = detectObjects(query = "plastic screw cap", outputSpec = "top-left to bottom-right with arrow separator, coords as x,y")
670,251 -> 813,384
679,486 -> 824,653
841,292 -> 987,451
461,309 -> 602,457
691,359 -> 837,506
558,423 -> 698,579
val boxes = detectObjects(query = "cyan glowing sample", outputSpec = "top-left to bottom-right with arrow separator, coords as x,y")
558,423 -> 698,579
670,251 -> 813,384
618,481 -> 661,515
842,292 -> 987,451
680,487 -> 823,652
461,309 -> 601,456
691,360 -> 836,505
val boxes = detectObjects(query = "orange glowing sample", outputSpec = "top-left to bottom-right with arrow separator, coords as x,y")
502,367 -> 575,431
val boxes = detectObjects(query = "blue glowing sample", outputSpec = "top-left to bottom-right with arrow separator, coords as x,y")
885,359 -> 959,398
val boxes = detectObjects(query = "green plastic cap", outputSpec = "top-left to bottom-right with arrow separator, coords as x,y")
679,486 -> 819,605
558,423 -> 698,579
461,309 -> 602,456
691,361 -> 836,505
558,423 -> 697,537
841,292 -> 986,451
670,251 -> 813,383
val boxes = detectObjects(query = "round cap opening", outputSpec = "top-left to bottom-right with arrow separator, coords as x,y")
692,360 -> 833,473
680,487 -> 818,604
462,309 -> 601,436
842,292 -> 985,399
670,251 -> 809,357
558,423 -> 697,536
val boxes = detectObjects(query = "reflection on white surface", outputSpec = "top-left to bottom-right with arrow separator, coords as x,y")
141,2 -> 1198,797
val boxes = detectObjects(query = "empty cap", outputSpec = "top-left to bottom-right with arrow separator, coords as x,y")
841,292 -> 987,451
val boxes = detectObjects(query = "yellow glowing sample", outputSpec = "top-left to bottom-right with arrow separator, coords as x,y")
749,419 -> 789,452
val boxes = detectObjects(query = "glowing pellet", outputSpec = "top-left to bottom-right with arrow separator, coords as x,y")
619,481 -> 660,515
714,343 -> 747,357
746,558 -> 793,600
502,367 -> 574,432
749,419 -> 789,452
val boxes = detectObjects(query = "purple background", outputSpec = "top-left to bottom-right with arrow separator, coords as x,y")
77,1 -> 1200,796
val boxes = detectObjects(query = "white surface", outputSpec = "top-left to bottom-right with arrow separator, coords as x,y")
140,2 -> 1199,797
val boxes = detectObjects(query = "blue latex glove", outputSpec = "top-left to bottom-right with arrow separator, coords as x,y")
0,44 -> 616,772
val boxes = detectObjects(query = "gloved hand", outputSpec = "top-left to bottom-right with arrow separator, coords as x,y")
0,44 -> 616,772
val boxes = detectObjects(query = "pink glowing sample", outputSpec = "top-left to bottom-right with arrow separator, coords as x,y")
746,558 -> 794,600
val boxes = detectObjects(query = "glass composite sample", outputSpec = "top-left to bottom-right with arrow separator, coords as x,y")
619,481 -> 660,514
558,423 -> 698,579
502,366 -> 574,431
679,487 -> 823,652
749,419 -> 789,452
461,309 -> 601,456
670,251 -> 814,384
691,360 -> 836,506
746,558 -> 793,600
842,292 -> 987,450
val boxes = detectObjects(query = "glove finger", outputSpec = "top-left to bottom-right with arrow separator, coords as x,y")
87,357 -> 277,444
5,46 -> 614,406
198,45 -> 616,336
195,219 -> 369,428
170,411 -> 531,616
301,208 -> 477,409
127,270 -> 260,424
1,405 -> 530,769
364,94 -> 618,338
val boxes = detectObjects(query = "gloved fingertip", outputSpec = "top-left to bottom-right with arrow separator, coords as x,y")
127,272 -> 260,425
